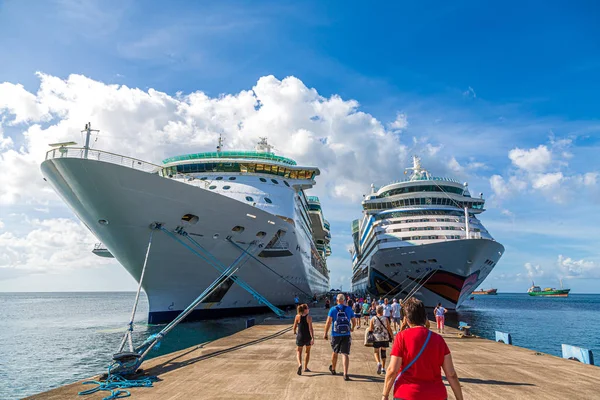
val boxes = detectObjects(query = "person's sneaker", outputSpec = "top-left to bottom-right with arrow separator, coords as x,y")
381,368 -> 386,374
376,363 -> 382,375
297,366 -> 302,375
344,374 -> 350,381
329,364 -> 336,375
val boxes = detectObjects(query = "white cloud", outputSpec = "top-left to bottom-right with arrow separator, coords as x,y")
0,218 -> 111,276
489,174 -> 527,198
557,255 -> 599,279
389,112 -> 408,131
525,262 -> 546,279
508,145 -> 552,173
531,172 -> 563,189
0,219 -> 4,229
462,86 -> 476,99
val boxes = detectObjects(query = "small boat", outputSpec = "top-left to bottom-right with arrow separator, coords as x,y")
472,288 -> 498,295
527,280 -> 570,297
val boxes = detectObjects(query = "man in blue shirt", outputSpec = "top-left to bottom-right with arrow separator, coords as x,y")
323,293 -> 356,381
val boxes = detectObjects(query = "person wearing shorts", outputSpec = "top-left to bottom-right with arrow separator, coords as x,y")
293,304 -> 314,375
390,298 -> 402,332
324,293 -> 355,381
369,305 -> 393,375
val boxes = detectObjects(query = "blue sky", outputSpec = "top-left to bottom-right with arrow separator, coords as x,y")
0,0 -> 599,293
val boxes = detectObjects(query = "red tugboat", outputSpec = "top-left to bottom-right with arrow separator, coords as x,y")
472,288 -> 498,295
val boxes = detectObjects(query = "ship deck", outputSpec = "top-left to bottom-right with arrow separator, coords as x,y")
28,306 -> 598,400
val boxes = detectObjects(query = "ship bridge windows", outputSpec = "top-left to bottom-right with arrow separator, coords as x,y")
378,185 -> 464,198
165,162 -> 316,181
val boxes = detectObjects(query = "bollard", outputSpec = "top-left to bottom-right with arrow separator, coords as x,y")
561,344 -> 594,365
495,331 -> 512,345
246,318 -> 256,329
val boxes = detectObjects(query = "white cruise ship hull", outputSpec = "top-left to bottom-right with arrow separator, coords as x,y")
352,239 -> 504,310
41,157 -> 327,323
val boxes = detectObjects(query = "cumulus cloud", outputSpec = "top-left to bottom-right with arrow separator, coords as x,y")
0,218 -> 111,278
1,72 -> 477,278
491,140 -> 598,203
523,256 -> 600,282
508,145 -> 552,173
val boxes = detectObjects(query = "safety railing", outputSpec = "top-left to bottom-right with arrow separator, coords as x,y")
45,147 -> 162,173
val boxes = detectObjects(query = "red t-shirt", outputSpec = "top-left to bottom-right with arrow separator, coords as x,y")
390,326 -> 450,400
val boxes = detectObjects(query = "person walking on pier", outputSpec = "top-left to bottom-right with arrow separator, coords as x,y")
434,303 -> 447,334
381,298 -> 463,400
324,293 -> 355,381
369,305 -> 394,375
361,299 -> 370,325
293,304 -> 314,375
390,298 -> 402,333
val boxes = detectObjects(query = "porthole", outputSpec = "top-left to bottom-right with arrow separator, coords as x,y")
232,226 -> 245,233
264,198 -> 272,204
209,185 -> 217,190
229,176 -> 236,180
200,177 -> 207,180
216,177 -> 223,180
260,178 -> 267,182
213,233 -> 220,239
246,196 -> 254,202
256,231 -> 267,238
271,179 -> 279,184
223,185 -> 231,190
98,219 -> 109,225
284,181 -> 290,187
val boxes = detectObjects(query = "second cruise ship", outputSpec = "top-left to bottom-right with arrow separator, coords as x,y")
351,156 -> 504,309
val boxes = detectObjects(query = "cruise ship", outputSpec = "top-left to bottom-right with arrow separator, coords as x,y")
41,125 -> 330,323
351,156 -> 504,310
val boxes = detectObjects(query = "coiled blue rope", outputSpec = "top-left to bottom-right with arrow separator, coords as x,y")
78,364 -> 158,400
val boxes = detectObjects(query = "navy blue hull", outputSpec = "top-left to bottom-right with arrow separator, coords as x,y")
148,304 -> 294,324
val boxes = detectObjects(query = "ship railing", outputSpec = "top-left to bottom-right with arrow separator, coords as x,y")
45,147 -> 162,173
93,242 -> 107,251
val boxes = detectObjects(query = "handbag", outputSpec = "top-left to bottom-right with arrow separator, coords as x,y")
364,328 -> 375,347
376,316 -> 393,343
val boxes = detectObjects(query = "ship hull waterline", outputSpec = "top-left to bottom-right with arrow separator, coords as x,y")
41,157 -> 327,324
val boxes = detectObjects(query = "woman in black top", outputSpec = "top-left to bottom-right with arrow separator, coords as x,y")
293,304 -> 314,375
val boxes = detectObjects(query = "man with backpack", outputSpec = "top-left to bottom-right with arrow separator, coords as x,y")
323,293 -> 356,381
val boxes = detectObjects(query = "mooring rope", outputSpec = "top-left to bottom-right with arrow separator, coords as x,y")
78,368 -> 158,400
117,228 -> 155,353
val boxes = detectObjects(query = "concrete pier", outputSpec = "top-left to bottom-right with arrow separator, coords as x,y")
29,310 -> 599,400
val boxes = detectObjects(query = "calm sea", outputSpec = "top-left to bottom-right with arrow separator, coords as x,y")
1,292 -> 598,399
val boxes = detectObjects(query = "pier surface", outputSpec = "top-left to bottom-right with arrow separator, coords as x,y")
30,309 -> 599,400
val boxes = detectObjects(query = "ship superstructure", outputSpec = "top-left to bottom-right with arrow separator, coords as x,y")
351,156 -> 504,309
41,128 -> 330,323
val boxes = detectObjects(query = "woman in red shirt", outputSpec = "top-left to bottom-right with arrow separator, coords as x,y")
381,298 -> 463,400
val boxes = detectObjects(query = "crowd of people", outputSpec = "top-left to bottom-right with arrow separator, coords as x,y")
292,293 -> 463,400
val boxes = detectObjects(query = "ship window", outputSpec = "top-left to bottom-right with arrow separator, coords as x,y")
260,178 -> 267,182
232,226 -> 245,233
385,264 -> 389,267
256,231 -> 267,238
428,259 -> 437,263
419,260 -> 427,264
209,185 -> 217,190
271,179 -> 279,184
245,196 -> 254,202
264,198 -> 273,204
200,177 -> 207,180
284,180 -> 290,187
410,261 -> 418,265
256,164 -> 264,172
223,185 -> 231,190
229,177 -> 236,180
216,177 -> 223,180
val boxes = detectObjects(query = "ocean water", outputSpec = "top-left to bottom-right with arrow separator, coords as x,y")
446,293 -> 600,359
0,292 -> 269,400
1,292 -> 598,399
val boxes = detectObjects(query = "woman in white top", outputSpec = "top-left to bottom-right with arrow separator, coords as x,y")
433,302 -> 447,334
369,305 -> 394,375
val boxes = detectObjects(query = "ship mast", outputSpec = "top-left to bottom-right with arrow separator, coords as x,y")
81,122 -> 99,159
